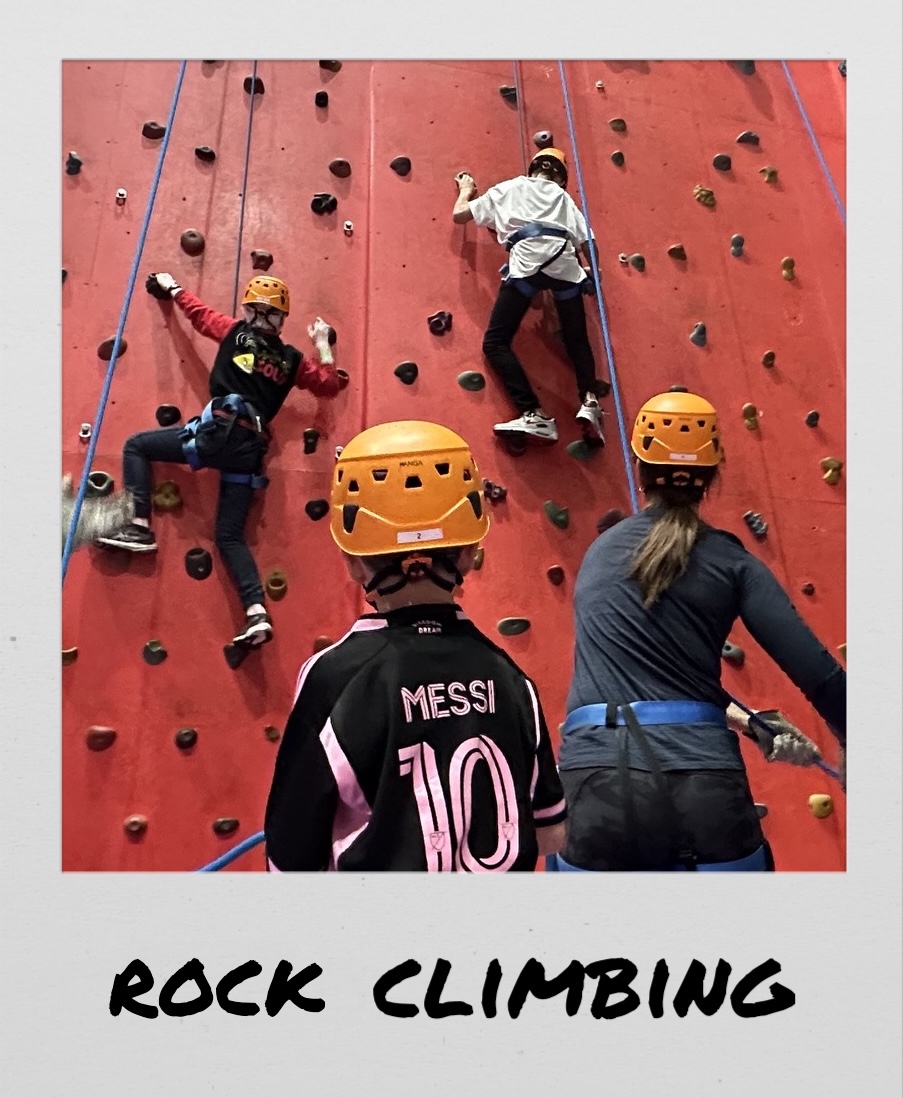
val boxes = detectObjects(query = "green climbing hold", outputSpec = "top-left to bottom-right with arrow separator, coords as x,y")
566,439 -> 593,462
264,725 -> 281,742
497,617 -> 531,637
543,501 -> 569,529
457,370 -> 486,392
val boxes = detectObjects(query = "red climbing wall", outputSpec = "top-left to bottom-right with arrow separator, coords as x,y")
62,59 -> 846,872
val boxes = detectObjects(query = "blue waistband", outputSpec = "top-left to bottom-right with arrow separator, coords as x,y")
562,701 -> 726,734
549,844 -> 769,873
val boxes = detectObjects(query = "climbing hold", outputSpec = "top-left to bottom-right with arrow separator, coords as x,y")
62,647 -> 78,665
689,322 -> 707,347
185,547 -> 213,581
693,184 -> 716,208
313,636 -> 335,654
336,369 -> 350,390
610,150 -> 625,167
668,386 -> 689,393
801,583 -> 815,596
721,640 -> 745,667
781,256 -> 795,281
115,188 -> 128,206
250,249 -> 273,271
595,80 -> 605,90
546,565 -> 565,586
820,457 -> 843,485
597,509 -> 626,535
808,794 -> 833,819
155,404 -> 181,427
498,85 -> 518,103
628,253 -> 645,272
497,618 -> 531,637
618,253 -> 629,265
533,131 -> 553,148
394,361 -> 418,385
805,410 -> 820,428
153,480 -> 182,511
86,727 -> 117,752
213,818 -> 240,837
838,60 -> 846,78
482,479 -> 507,504
457,370 -> 485,392
195,145 -> 216,163
736,131 -> 760,145
730,234 -> 745,257
326,325 -> 337,346
344,220 -> 354,236
566,440 -> 594,462
311,193 -> 338,215
174,728 -> 198,750
755,803 -> 768,819
65,151 -> 82,175
329,158 -> 352,178
667,243 -> 687,261
389,156 -> 412,176
264,725 -> 281,742
501,434 -> 527,457
223,644 -> 249,670
62,268 -> 68,283
609,118 -> 627,132
473,547 -> 485,571
743,510 -> 768,539
303,427 -> 320,455
733,61 -> 756,75
266,569 -> 288,601
79,423 -> 91,442
761,350 -> 776,369
123,815 -> 148,836
202,60 -> 218,66
427,311 -> 453,335
315,91 -> 328,108
759,166 -> 778,184
243,75 -> 265,95
305,498 -> 329,521
837,643 -> 846,660
86,471 -> 114,497
543,501 -> 569,530
180,229 -> 206,256
742,403 -> 759,430
143,640 -> 168,666
712,153 -> 732,171
142,120 -> 166,140
97,336 -> 127,361
319,60 -> 343,73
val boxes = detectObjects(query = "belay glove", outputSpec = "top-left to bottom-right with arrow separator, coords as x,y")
146,272 -> 182,300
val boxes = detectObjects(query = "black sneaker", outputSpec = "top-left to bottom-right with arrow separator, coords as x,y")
95,524 -> 158,553
232,612 -> 273,647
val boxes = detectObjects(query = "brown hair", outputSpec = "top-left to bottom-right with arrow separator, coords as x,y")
629,463 -> 718,607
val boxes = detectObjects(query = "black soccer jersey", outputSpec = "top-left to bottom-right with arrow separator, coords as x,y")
264,603 -> 567,872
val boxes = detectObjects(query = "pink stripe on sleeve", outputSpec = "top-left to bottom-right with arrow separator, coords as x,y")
534,798 -> 567,822
320,718 -> 371,869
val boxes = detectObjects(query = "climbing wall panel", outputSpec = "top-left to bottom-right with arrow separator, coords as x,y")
62,60 -> 845,872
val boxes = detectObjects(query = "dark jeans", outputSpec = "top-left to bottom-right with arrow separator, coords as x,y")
482,274 -> 602,413
123,423 -> 267,609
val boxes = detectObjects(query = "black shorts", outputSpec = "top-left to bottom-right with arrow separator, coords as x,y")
560,767 -> 766,871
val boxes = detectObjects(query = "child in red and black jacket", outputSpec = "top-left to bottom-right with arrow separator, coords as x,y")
97,272 -> 345,649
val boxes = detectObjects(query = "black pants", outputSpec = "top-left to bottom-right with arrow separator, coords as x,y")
482,274 -> 601,413
559,767 -> 767,871
123,423 -> 267,609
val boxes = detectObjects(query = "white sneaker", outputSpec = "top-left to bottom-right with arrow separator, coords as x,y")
494,411 -> 558,442
575,400 -> 605,444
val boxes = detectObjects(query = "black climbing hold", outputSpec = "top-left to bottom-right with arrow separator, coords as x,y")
667,243 -> 687,261
544,501 -> 569,530
326,326 -> 337,345
609,117 -> 627,132
610,150 -> 625,167
142,120 -> 166,140
195,145 -> 216,163
86,727 -> 117,752
498,85 -> 518,103
755,803 -> 768,819
394,361 -> 418,385
143,640 -> 168,666
202,60 -> 218,66
730,233 -> 745,257
315,91 -> 328,108
736,131 -> 760,145
805,410 -> 820,428
250,249 -> 273,271
62,647 -> 78,665
155,404 -> 181,427
533,130 -> 553,148
319,60 -> 342,73
223,643 -> 249,670
546,566 -> 565,586
838,60 -> 846,78
743,510 -> 768,539
174,727 -> 198,750
62,268 -> 68,283
311,193 -> 337,215
303,428 -> 320,455
712,153 -> 732,171
628,253 -> 645,272
457,370 -> 485,392
427,311 -> 453,335
243,75 -> 265,96
329,158 -> 351,178
65,151 -> 82,175
668,385 -> 689,393
801,583 -> 815,596
721,640 -> 745,666
336,369 -> 350,390
596,509 -> 626,535
86,471 -> 114,498
596,380 -> 612,398
185,547 -> 213,581
266,570 -> 288,601
305,498 -> 329,521
97,336 -> 127,361
733,61 -> 756,75
482,479 -> 507,503
180,229 -> 205,256
761,350 -> 776,369
566,440 -> 593,462
498,618 -> 530,636
264,725 -> 281,742
689,322 -> 707,347
213,818 -> 240,837
389,156 -> 411,176
124,815 -> 148,836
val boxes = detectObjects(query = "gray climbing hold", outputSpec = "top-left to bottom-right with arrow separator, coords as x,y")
142,121 -> 166,140
390,156 -> 411,176
628,253 -> 645,272
65,151 -> 82,175
394,361 -> 418,385
86,471 -> 114,498
305,499 -> 329,521
733,61 -> 756,75
303,428 -> 320,454
428,311 -> 453,335
736,131 -> 760,145
712,153 -> 732,171
329,158 -> 351,178
721,640 -> 745,666
609,117 -> 627,132
689,322 -> 707,347
610,150 -> 625,167
185,547 -> 213,581
533,131 -> 553,148
543,501 -> 569,530
730,234 -> 745,257
838,60 -> 846,78
143,640 -> 168,666
175,728 -> 198,750
497,617 -> 530,636
743,510 -> 768,539
805,410 -> 820,428
195,145 -> 216,163
457,370 -> 485,392
667,243 -> 687,260
755,803 -> 768,819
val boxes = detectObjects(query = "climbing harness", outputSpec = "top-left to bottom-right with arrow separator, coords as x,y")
548,844 -> 772,873
179,394 -> 270,490
562,701 -> 726,733
499,222 -> 572,283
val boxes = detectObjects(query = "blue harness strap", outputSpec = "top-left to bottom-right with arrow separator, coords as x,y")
221,470 -> 269,490
179,394 -> 269,489
562,701 -> 727,734
549,845 -> 770,873
505,222 -> 571,251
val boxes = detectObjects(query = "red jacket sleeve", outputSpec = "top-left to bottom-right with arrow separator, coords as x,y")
173,289 -> 238,343
294,354 -> 342,398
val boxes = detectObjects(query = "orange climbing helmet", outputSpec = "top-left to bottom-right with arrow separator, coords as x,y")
630,390 -> 723,467
330,420 -> 490,557
241,276 -> 290,314
529,147 -> 568,185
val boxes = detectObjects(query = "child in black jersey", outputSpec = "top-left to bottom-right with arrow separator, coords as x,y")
264,420 -> 567,871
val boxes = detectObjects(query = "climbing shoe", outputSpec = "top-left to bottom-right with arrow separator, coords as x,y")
576,399 -> 605,444
232,612 -> 273,647
493,411 -> 558,442
95,524 -> 158,553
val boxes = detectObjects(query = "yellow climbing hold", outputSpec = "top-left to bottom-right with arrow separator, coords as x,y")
760,166 -> 778,183
742,403 -> 759,430
808,794 -> 834,819
693,184 -> 716,208
781,257 -> 796,281
820,456 -> 843,485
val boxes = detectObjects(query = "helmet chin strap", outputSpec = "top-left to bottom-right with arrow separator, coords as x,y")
363,552 -> 463,599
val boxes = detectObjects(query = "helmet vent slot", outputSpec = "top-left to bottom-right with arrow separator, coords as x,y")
466,490 -> 483,520
371,469 -> 388,482
336,470 -> 344,483
348,479 -> 360,493
662,418 -> 672,426
463,468 -> 473,481
404,476 -> 423,488
435,462 -> 450,475
679,425 -> 690,432
342,504 -> 359,534
642,436 -> 653,451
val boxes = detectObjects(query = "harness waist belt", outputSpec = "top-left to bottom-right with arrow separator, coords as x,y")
563,701 -> 726,734
505,222 -> 571,251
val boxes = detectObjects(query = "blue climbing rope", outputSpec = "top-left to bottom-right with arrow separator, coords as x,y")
230,60 -> 259,315
197,830 -> 266,872
556,61 -> 640,514
61,60 -> 188,582
780,61 -> 846,228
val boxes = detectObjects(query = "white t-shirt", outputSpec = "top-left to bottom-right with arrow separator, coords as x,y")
468,176 -> 590,283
